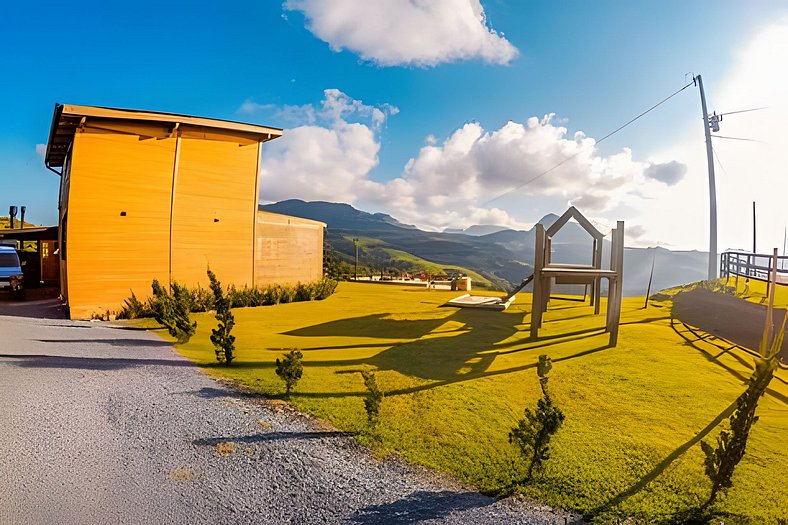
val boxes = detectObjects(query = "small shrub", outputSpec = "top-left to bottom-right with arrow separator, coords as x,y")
121,277 -> 337,318
313,278 -> 339,300
263,285 -> 282,305
208,269 -> 236,364
190,284 -> 214,312
275,349 -> 303,397
509,355 -> 565,480
117,290 -> 152,319
361,370 -> 384,426
700,311 -> 787,507
150,279 -> 196,344
294,282 -> 312,302
280,286 -> 296,304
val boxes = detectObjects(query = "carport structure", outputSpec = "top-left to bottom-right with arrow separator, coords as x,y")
0,226 -> 60,289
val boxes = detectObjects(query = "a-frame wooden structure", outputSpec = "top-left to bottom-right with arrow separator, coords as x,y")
530,207 -> 625,346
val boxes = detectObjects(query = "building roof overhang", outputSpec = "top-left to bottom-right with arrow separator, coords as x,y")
44,103 -> 283,170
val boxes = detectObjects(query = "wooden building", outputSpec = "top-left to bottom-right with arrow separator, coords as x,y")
44,104 -> 324,319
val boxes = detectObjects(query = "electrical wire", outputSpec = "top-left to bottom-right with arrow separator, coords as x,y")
482,80 -> 696,207
717,107 -> 768,117
712,147 -> 730,179
712,135 -> 763,143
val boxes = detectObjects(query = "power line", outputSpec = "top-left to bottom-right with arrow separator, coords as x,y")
713,135 -> 763,143
718,107 -> 768,117
482,80 -> 695,207
712,147 -> 730,179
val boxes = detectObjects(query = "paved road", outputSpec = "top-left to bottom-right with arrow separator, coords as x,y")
0,300 -> 579,525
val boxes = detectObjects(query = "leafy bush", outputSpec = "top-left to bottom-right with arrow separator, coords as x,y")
120,278 -> 339,318
208,269 -> 236,365
279,286 -> 296,304
509,355 -> 565,480
150,279 -> 196,344
313,278 -> 339,300
361,370 -> 384,425
294,282 -> 312,302
117,291 -> 152,319
700,311 -> 787,507
275,349 -> 303,397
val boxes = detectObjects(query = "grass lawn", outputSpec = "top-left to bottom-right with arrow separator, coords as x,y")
167,282 -> 786,523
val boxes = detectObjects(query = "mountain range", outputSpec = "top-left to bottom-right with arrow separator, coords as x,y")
260,200 -> 709,296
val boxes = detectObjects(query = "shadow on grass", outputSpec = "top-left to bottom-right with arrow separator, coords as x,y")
347,490 -> 492,524
288,342 -> 614,400
283,313 -> 448,340
671,318 -> 788,401
588,398 -> 737,519
193,431 -> 348,446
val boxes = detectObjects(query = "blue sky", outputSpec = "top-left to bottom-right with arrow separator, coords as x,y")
2,1 -> 786,251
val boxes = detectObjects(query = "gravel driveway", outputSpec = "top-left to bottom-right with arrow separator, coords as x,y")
0,300 -> 580,525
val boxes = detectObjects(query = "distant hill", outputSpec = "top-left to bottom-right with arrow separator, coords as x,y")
261,200 -> 709,295
443,224 -> 512,236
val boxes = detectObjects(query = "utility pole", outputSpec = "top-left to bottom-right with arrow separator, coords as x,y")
353,237 -> 359,281
695,75 -> 718,280
752,201 -> 757,254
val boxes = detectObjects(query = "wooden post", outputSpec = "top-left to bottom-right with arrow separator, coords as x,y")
530,224 -> 546,338
593,236 -> 603,315
763,248 -> 778,350
607,222 -> 625,345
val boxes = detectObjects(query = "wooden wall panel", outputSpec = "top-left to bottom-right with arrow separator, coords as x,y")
255,212 -> 324,286
66,130 -> 175,318
171,137 -> 258,288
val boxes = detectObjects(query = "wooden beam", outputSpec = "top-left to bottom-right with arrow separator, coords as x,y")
530,224 -> 546,338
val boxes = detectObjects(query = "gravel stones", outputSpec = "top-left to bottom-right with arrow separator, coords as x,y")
0,308 -> 582,524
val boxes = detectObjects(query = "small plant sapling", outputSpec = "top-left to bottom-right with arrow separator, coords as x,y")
207,269 -> 236,364
150,279 -> 196,343
275,349 -> 303,397
509,354 -> 565,480
361,370 -> 383,426
701,310 -> 787,507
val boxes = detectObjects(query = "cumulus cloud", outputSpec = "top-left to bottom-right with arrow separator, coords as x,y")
254,90 -> 397,203
643,160 -> 687,185
252,91 -> 685,233
374,115 -> 681,229
283,0 -> 518,67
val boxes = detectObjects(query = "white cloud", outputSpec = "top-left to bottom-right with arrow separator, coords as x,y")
35,144 -> 47,158
283,0 -> 518,67
256,90 -> 397,203
370,116 -> 685,231
254,90 -> 686,235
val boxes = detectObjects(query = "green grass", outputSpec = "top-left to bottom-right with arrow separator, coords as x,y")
380,247 -> 495,288
160,282 -> 786,523
343,235 -> 498,289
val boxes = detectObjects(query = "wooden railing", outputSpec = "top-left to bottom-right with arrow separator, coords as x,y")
720,250 -> 788,286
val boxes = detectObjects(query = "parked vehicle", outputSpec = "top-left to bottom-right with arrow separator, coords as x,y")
0,244 -> 25,298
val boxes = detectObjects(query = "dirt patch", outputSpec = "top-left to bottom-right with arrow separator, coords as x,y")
671,288 -> 787,360
170,467 -> 197,481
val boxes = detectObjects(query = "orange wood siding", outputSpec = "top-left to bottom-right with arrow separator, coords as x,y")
66,129 -> 175,318
170,137 -> 258,288
255,211 -> 324,287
